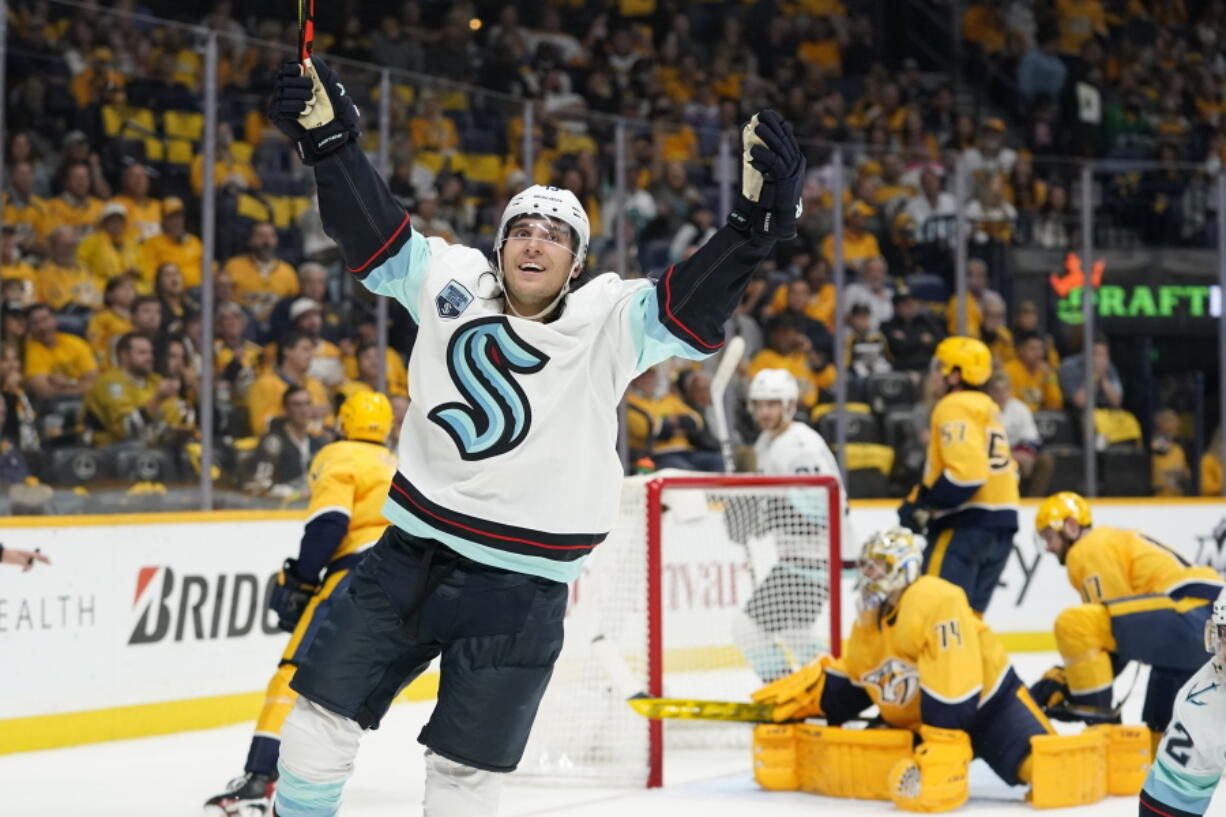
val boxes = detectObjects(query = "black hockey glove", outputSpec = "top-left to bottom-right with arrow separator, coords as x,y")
1029,665 -> 1069,711
897,486 -> 931,535
728,109 -> 805,241
269,56 -> 360,166
268,558 -> 321,633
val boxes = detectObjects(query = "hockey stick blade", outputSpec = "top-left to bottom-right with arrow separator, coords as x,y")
1043,701 -> 1122,724
627,696 -> 777,722
709,336 -> 745,472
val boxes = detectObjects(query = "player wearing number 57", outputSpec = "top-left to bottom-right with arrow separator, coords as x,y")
267,52 -> 801,816
897,336 -> 1020,615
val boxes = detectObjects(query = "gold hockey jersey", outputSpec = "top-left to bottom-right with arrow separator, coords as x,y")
921,390 -> 1019,533
297,439 -> 398,577
1065,526 -> 1223,604
832,576 -> 1013,730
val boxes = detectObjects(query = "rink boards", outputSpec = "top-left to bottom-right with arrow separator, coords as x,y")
1,498 -> 1223,754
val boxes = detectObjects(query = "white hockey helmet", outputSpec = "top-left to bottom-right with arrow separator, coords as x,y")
748,369 -> 800,405
1206,587 -> 1226,679
855,527 -> 925,612
495,184 -> 590,275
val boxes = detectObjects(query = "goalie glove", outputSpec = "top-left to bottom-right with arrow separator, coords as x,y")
887,726 -> 972,813
269,558 -> 321,633
751,654 -> 834,722
1029,665 -> 1069,711
728,109 -> 805,241
269,56 -> 360,166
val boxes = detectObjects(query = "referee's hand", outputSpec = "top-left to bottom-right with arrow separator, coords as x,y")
1,546 -> 50,572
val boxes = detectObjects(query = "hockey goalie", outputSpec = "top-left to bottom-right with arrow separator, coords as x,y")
749,528 -> 1152,811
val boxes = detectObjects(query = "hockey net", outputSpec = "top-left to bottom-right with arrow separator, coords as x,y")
516,472 -> 842,788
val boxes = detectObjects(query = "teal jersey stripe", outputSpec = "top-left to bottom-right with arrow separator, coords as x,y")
1143,757 -> 1218,815
360,226 -> 431,322
629,285 -> 713,374
273,764 -> 343,817
381,497 -> 585,583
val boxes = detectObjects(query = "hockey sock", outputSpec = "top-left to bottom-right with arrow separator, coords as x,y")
245,734 -> 282,777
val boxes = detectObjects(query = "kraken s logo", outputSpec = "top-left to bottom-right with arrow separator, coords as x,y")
429,316 -> 549,460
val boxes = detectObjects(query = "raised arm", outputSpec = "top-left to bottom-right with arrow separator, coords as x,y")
269,57 -> 430,318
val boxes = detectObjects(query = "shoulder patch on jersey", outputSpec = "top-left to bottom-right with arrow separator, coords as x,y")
436,279 -> 474,319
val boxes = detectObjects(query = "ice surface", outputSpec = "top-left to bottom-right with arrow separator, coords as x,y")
2,652 -> 1222,816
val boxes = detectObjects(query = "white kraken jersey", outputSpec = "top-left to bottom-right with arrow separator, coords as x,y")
1142,658 -> 1226,816
364,227 -> 707,582
754,421 -> 856,557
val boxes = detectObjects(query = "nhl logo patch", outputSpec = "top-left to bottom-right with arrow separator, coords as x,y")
436,280 -> 474,319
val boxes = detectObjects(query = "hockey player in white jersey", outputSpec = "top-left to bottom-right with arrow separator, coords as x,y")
1139,589 -> 1226,817
731,369 -> 852,681
268,55 -> 805,817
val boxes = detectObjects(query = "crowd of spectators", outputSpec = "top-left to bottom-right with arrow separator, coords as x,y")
0,0 -> 1221,503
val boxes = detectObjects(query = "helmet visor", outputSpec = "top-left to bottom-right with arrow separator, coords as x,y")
501,216 -> 577,258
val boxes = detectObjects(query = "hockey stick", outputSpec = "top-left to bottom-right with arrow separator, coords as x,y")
709,335 -> 746,472
629,696 -> 778,723
296,0 -> 334,130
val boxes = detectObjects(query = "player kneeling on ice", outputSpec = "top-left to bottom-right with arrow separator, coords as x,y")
1029,492 -> 1224,742
731,368 -> 853,681
751,528 -> 1150,811
1139,589 -> 1226,817
268,50 -> 803,817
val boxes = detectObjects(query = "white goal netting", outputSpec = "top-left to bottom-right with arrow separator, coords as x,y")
515,472 -> 842,787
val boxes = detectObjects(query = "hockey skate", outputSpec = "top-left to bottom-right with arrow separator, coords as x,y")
203,772 -> 276,817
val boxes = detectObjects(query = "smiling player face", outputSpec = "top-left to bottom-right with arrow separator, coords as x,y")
499,216 -> 579,316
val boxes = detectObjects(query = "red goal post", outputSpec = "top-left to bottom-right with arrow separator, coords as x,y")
517,472 -> 844,789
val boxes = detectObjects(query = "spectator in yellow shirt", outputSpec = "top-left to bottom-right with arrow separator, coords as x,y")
23,303 -> 99,401
224,222 -> 298,326
821,200 -> 881,273
747,315 -> 836,409
1057,0 -> 1106,55
77,202 -> 142,287
190,122 -> 261,196
338,340 -> 409,402
1150,409 -> 1190,497
139,197 -> 204,288
37,227 -> 102,313
69,47 -> 126,108
625,366 -> 723,471
215,302 -> 264,408
84,332 -> 179,446
44,162 -> 103,240
408,93 -> 460,153
266,299 -> 345,388
1202,428 -> 1222,496
1003,331 -> 1063,411
247,332 -> 330,435
0,225 -> 37,306
4,161 -> 50,249
946,257 -> 998,335
86,274 -> 137,365
110,163 -> 162,241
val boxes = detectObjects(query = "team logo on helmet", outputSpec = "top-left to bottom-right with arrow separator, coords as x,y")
429,316 -> 549,460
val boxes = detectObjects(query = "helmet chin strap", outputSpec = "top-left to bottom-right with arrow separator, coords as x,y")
494,243 -> 580,321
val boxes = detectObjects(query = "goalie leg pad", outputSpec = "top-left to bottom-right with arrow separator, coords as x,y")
1087,724 -> 1152,795
1027,731 -> 1107,809
797,724 -> 914,800
752,723 -> 799,791
888,726 -> 972,813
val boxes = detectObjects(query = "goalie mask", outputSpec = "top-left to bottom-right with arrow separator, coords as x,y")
493,185 -> 591,320
1207,588 -> 1226,680
855,527 -> 924,612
